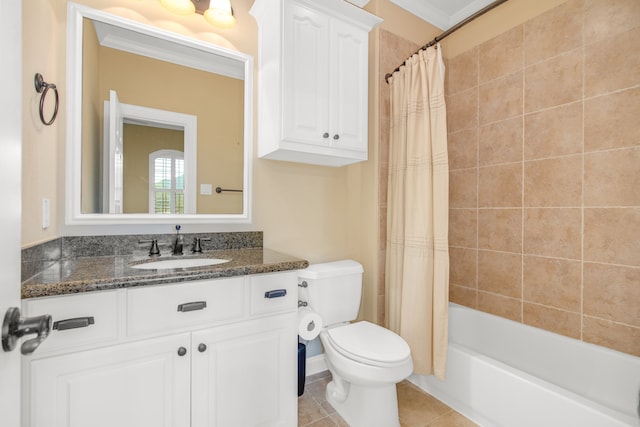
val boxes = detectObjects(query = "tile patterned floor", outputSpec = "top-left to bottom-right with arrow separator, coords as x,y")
298,371 -> 479,427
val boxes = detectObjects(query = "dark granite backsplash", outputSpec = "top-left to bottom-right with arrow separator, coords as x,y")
22,232 -> 263,283
21,238 -> 62,283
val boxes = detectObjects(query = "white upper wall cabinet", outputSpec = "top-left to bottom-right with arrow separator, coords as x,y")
251,0 -> 382,167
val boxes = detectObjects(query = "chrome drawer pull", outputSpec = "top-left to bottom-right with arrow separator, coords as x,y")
177,301 -> 207,312
52,316 -> 95,331
264,289 -> 287,299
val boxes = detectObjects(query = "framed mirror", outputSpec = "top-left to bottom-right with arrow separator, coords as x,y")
66,3 -> 253,227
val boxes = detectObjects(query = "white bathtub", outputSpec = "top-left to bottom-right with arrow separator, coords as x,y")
411,303 -> 640,427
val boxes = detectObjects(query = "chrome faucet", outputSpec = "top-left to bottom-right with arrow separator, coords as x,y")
173,225 -> 184,256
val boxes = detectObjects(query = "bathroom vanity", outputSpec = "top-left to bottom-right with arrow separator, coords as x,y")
20,243 -> 307,427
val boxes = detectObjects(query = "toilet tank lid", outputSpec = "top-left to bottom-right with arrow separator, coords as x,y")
299,260 -> 363,279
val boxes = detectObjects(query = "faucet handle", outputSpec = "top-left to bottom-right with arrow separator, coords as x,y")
139,239 -> 161,257
191,237 -> 211,253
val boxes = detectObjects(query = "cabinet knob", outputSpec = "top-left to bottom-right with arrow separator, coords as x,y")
177,347 -> 187,356
198,343 -> 207,353
333,134 -> 340,140
322,132 -> 329,139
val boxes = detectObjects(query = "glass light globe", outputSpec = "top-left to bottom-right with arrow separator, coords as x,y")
160,0 -> 195,15
204,0 -> 236,28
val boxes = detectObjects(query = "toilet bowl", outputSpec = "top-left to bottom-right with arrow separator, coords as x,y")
298,261 -> 413,427
320,322 -> 413,427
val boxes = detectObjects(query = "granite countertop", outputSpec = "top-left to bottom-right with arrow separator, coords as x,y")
22,248 -> 309,299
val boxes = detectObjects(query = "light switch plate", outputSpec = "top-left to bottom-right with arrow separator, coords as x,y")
200,184 -> 213,195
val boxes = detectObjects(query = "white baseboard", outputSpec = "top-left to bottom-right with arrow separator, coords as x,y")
305,354 -> 328,376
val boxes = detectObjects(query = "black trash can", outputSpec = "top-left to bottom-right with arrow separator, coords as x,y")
298,342 -> 306,396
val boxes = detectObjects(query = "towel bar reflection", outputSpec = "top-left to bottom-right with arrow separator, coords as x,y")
215,187 -> 243,193
34,73 -> 59,126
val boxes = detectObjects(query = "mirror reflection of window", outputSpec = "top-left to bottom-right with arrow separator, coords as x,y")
150,149 -> 184,214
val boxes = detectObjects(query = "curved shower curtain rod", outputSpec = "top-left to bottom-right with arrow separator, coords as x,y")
384,0 -> 510,84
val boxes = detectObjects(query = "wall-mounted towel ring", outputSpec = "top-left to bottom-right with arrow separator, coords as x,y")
34,73 -> 59,126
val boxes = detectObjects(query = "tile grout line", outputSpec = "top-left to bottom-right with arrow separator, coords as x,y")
520,22 -> 526,323
580,0 -> 586,342
450,145 -> 638,174
475,44 -> 480,309
423,408 -> 455,427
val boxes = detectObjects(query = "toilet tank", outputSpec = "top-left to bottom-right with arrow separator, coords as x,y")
298,260 -> 364,326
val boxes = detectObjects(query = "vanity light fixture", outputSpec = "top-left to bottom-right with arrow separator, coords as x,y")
160,0 -> 236,28
203,0 -> 236,28
160,0 -> 195,15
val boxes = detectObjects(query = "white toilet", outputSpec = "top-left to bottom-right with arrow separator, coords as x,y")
298,260 -> 413,427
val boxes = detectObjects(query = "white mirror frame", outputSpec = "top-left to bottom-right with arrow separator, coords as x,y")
65,3 -> 253,230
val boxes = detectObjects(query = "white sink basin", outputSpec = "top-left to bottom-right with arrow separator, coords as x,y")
131,258 -> 230,270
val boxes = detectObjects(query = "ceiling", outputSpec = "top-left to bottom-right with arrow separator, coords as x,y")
389,0 -> 495,30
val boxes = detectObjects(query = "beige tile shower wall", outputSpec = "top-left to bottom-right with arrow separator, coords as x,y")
446,0 -> 640,357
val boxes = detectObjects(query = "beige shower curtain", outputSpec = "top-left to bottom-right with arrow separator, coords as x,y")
386,45 -> 449,379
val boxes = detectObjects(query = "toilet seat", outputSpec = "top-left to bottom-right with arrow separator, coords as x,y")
326,321 -> 411,367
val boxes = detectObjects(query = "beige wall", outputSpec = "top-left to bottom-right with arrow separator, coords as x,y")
445,0 -> 640,357
22,0 -> 66,246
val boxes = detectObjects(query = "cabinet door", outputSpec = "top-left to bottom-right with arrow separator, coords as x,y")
191,313 -> 297,427
329,18 -> 369,152
28,334 -> 191,427
282,2 -> 330,146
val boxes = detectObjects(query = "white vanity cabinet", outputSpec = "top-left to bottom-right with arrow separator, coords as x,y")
251,0 -> 382,167
28,333 -> 192,427
21,271 -> 299,427
191,314 -> 295,426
